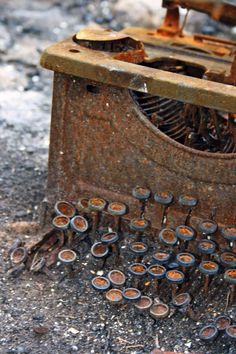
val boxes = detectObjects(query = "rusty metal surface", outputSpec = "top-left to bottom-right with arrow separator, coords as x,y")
123,27 -> 235,58
40,37 -> 236,112
157,5 -> 181,36
150,0 -> 236,55
74,28 -> 140,42
46,73 -> 236,229
72,28 -> 146,64
41,9 -> 236,236
163,0 -> 236,27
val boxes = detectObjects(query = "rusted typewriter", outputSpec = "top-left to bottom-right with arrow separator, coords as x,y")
40,0 -> 236,231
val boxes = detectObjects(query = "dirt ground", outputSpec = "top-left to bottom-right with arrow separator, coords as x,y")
0,1 -> 235,353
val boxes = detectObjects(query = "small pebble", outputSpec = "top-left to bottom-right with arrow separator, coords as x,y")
33,325 -> 49,335
185,341 -> 192,348
32,314 -> 44,321
71,345 -> 78,351
16,346 -> 30,354
15,210 -> 28,218
68,327 -> 79,335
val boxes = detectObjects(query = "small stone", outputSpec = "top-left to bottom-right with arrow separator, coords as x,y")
185,341 -> 192,348
15,210 -> 28,218
33,325 -> 49,335
96,270 -> 104,276
0,23 -> 11,52
71,345 -> 78,351
201,25 -> 217,36
114,0 -> 165,27
16,346 -> 30,354
68,328 -> 79,335
32,314 -> 44,321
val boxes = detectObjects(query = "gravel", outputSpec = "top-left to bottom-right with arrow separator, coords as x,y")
0,1 -> 235,353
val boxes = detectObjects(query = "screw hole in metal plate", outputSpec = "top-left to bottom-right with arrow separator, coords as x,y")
86,84 -> 100,94
69,49 -> 80,53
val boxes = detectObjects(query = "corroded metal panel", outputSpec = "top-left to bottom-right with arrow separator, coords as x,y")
40,37 -> 236,113
47,73 -> 236,229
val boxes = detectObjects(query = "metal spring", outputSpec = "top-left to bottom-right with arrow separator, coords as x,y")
131,59 -> 236,153
130,61 -> 235,153
131,89 -> 235,153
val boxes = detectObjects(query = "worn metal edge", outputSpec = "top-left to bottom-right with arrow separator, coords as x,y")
40,39 -> 236,112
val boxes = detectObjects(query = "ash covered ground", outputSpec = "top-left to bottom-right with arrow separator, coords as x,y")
0,1 -> 235,353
